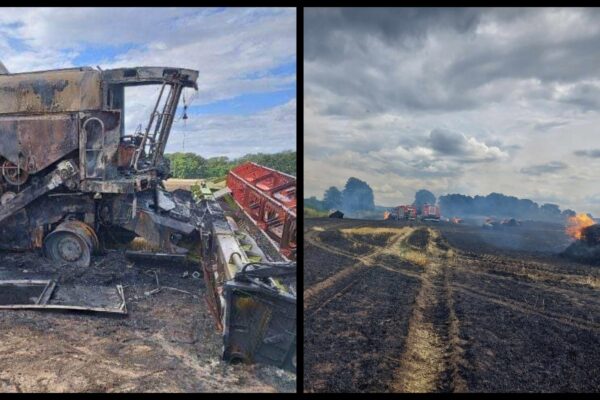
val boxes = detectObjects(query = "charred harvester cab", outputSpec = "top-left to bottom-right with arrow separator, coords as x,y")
0,63 -> 296,372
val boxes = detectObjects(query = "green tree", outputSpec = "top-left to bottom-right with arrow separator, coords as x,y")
165,150 -> 296,179
342,177 -> 375,213
166,152 -> 206,178
540,203 -> 561,218
305,196 -> 327,211
413,189 -> 436,212
323,186 -> 343,210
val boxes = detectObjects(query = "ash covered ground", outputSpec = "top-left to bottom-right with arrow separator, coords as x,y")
0,200 -> 295,393
304,217 -> 600,393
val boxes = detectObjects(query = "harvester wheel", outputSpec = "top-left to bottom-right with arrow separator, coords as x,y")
43,221 -> 99,267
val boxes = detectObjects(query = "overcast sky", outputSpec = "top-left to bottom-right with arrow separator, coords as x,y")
305,7 -> 600,216
0,7 -> 296,158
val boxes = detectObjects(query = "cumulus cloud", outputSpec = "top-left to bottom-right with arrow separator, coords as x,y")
166,98 -> 296,158
429,129 -> 508,162
0,7 -> 296,158
305,7 -> 600,215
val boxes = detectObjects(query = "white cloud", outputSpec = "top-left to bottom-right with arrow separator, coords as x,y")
305,8 -> 600,215
0,7 -> 296,159
166,98 -> 296,158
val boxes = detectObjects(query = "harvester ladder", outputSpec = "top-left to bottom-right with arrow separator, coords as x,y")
131,80 -> 184,172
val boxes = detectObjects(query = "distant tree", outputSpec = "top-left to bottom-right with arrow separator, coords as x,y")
323,186 -> 343,210
167,152 -> 206,179
342,177 -> 375,213
237,150 -> 296,176
165,150 -> 296,179
305,196 -> 327,211
205,156 -> 232,178
540,203 -> 561,218
438,192 -> 571,222
413,189 -> 436,213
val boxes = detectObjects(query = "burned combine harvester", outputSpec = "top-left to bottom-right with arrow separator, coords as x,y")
0,64 -> 296,371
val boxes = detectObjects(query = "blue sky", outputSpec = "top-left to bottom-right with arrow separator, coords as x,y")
0,7 -> 296,159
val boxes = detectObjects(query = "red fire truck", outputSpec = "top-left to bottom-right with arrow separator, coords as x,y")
421,204 -> 441,221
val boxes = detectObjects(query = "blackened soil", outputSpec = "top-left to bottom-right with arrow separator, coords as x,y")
0,249 -> 295,393
407,228 -> 430,249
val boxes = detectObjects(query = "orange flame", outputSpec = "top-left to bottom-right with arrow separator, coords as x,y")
566,213 -> 595,240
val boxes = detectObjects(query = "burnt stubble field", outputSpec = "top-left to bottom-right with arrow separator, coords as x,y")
304,218 -> 600,393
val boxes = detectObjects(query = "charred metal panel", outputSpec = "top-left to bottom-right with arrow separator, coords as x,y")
223,279 -> 296,372
0,68 -> 102,114
0,113 -> 79,173
103,190 -> 195,253
101,67 -> 199,88
80,180 -> 137,194
79,110 -> 121,180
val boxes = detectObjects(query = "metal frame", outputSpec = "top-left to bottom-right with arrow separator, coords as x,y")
226,162 -> 296,260
0,282 -> 127,314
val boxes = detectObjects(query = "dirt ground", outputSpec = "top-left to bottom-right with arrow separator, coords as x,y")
304,217 -> 600,393
0,249 -> 295,393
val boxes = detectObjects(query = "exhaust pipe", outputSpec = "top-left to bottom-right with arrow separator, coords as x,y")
0,61 -> 8,75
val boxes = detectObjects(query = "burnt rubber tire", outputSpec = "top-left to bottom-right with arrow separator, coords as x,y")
43,221 -> 98,267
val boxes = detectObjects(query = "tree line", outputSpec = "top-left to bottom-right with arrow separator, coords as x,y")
306,177 -> 375,215
306,177 -> 582,222
165,150 -> 296,179
438,192 -> 577,221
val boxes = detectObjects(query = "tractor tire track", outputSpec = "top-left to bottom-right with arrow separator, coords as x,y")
304,228 -> 409,310
391,257 -> 465,392
451,282 -> 600,332
461,252 -> 600,289
449,256 -> 600,309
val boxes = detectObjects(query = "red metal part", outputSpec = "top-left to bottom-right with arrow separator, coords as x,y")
394,205 -> 417,220
421,204 -> 441,219
227,162 -> 296,260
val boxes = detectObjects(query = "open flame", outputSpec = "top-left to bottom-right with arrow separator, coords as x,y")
566,213 -> 595,240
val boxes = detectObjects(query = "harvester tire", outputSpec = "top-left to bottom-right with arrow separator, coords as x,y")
43,221 -> 98,267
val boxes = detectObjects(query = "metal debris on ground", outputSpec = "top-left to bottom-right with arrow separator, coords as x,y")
0,279 -> 55,305
125,251 -> 188,264
0,279 -> 127,314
